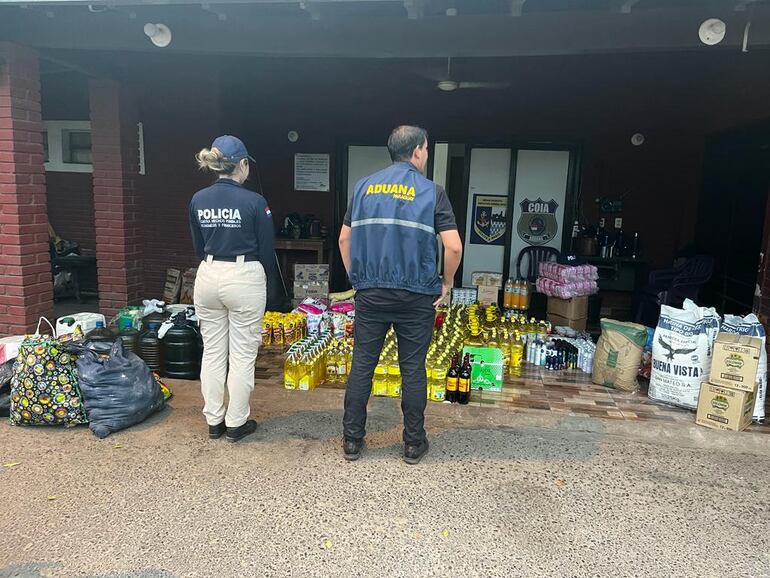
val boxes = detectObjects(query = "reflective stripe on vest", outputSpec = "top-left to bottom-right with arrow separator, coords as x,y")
350,217 -> 435,235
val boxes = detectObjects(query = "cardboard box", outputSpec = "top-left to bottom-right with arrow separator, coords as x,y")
547,313 -> 587,332
294,264 -> 330,283
462,347 -> 504,392
293,282 -> 328,300
547,296 -> 588,320
163,268 -> 182,304
696,382 -> 755,432
452,287 -> 477,306
709,333 -> 762,392
471,271 -> 504,288
476,285 -> 499,306
180,268 -> 197,304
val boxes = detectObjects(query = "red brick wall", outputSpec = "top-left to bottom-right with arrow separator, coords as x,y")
45,172 -> 95,254
89,80 -> 143,316
0,42 -> 54,335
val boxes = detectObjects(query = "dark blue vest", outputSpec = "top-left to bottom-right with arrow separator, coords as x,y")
349,162 -> 441,295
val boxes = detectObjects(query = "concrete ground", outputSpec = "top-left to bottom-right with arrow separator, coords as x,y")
1,380 -> 769,578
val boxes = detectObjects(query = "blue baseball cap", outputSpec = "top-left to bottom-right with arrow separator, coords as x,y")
211,135 -> 255,163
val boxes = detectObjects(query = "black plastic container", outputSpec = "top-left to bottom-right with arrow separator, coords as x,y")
117,319 -> 140,356
84,321 -> 116,354
163,314 -> 201,380
139,322 -> 164,373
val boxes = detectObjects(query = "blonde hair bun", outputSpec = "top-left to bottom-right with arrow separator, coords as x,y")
196,147 -> 237,174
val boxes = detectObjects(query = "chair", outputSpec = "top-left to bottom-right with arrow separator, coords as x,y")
516,246 -> 560,319
516,246 -> 560,283
634,255 -> 715,324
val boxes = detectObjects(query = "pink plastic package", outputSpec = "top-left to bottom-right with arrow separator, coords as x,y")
329,299 -> 355,314
538,262 -> 598,284
296,298 -> 328,316
536,277 -> 598,299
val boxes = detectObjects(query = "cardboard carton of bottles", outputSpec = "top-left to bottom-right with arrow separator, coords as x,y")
462,347 -> 504,393
709,333 -> 762,392
696,382 -> 755,432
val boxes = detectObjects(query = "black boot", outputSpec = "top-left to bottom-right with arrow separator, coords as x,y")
226,420 -> 257,443
403,439 -> 429,465
343,438 -> 365,461
208,422 -> 226,439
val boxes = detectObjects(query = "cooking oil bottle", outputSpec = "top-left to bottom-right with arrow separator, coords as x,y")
432,356 -> 447,402
284,353 -> 299,390
510,331 -> 524,377
387,355 -> 402,398
373,360 -> 388,396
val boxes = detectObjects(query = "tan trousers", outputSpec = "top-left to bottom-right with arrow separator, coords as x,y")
194,256 -> 267,428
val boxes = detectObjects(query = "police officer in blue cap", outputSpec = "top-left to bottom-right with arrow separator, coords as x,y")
339,125 -> 463,464
189,135 -> 274,443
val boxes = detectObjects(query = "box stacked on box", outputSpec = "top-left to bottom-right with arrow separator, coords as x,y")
293,264 -> 329,302
696,333 -> 762,432
547,296 -> 588,332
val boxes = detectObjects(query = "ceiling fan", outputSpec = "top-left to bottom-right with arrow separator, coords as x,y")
433,57 -> 511,92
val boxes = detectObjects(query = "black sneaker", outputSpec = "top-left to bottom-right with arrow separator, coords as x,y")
208,422 -> 227,440
343,438 -> 364,461
226,420 -> 257,443
403,439 -> 429,465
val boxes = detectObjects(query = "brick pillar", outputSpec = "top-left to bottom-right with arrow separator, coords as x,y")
0,43 -> 53,336
89,80 -> 142,318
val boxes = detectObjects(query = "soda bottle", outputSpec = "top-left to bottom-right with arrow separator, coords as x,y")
504,278 -> 514,309
519,281 -> 530,312
446,352 -> 459,403
512,279 -> 522,311
458,353 -> 471,405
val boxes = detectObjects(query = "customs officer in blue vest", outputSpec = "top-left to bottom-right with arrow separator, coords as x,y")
338,126 -> 463,464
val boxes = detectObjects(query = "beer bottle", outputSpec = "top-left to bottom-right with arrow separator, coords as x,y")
458,353 -> 471,405
446,352 -> 460,403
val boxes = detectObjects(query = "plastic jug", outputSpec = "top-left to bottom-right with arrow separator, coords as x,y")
83,321 -> 115,354
117,318 -> 141,356
139,322 -> 164,373
162,314 -> 201,380
56,313 -> 106,338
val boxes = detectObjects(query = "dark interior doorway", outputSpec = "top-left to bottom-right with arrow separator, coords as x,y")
696,122 -> 770,315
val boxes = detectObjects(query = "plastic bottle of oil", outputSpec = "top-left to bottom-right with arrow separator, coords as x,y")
298,352 -> 312,391
284,353 -> 299,390
510,332 -> 524,377
373,362 -> 388,396
432,358 -> 447,402
387,355 -> 402,398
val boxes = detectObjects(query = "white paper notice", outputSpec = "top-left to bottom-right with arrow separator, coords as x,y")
294,153 -> 330,192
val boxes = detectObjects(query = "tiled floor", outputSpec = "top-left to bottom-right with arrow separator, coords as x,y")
256,348 -> 770,434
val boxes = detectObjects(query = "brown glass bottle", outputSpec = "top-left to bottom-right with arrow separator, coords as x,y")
458,353 -> 471,405
445,353 -> 459,404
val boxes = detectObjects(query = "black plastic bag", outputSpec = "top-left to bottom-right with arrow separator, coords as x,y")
76,340 -> 165,438
0,360 -> 13,418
